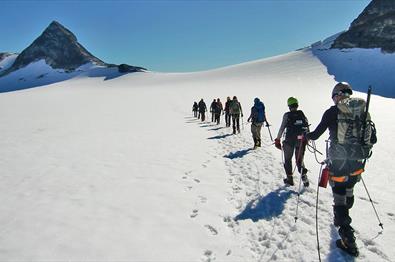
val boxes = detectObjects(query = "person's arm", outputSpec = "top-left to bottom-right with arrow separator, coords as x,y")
276,113 -> 288,140
247,107 -> 253,122
306,108 -> 333,141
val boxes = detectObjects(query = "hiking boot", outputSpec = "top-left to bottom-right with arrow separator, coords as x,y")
301,174 -> 309,187
283,175 -> 294,186
337,225 -> 358,256
257,139 -> 261,147
336,239 -> 359,257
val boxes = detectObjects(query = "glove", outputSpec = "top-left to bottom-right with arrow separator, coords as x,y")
241,113 -> 243,117
274,138 -> 282,150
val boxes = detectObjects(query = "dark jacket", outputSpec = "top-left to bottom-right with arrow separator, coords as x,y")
248,101 -> 266,124
306,106 -> 337,141
277,110 -> 308,142
198,100 -> 207,113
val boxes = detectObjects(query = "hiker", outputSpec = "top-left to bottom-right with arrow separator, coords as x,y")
305,82 -> 374,257
224,96 -> 231,127
215,98 -> 223,124
192,101 -> 198,117
247,97 -> 268,149
229,96 -> 243,134
275,97 -> 309,187
210,99 -> 217,122
198,98 -> 207,122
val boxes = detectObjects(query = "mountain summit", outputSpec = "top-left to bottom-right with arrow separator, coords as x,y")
332,0 -> 395,52
2,21 -> 105,75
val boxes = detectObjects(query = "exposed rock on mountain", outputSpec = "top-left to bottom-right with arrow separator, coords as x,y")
332,0 -> 395,52
2,21 -> 105,76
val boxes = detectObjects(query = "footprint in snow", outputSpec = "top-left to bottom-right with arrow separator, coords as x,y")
190,209 -> 199,218
205,225 -> 218,235
199,196 -> 207,203
201,250 -> 215,262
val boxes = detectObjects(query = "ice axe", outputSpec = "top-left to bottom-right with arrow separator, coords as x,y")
266,122 -> 273,141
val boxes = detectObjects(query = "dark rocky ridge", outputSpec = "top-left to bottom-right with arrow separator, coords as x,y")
332,0 -> 395,52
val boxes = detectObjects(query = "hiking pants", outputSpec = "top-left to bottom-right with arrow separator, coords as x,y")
215,112 -> 221,124
283,139 -> 307,176
200,111 -> 206,122
331,171 -> 360,227
231,114 -> 240,133
211,112 -> 215,122
193,110 -> 197,117
251,122 -> 263,145
225,112 -> 231,127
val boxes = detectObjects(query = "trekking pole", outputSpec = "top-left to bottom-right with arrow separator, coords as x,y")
306,143 -> 323,155
361,176 -> 384,229
242,115 -> 244,130
266,123 -> 273,142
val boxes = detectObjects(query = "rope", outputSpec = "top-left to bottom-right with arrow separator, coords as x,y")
315,164 -> 324,262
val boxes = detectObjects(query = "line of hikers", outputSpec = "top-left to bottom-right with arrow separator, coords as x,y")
191,82 -> 377,257
193,96 -> 244,134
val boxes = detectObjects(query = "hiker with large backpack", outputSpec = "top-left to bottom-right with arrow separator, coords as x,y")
215,98 -> 223,124
192,101 -> 198,118
198,98 -> 207,122
275,97 -> 310,187
247,97 -> 269,149
229,96 -> 243,134
210,99 -> 217,122
305,82 -> 377,257
224,96 -> 231,127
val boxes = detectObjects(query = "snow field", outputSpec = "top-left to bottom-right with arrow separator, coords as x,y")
0,49 -> 393,261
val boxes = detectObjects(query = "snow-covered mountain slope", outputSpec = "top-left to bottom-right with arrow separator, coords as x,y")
0,53 -> 18,73
0,50 -> 393,261
0,60 -> 124,92
311,34 -> 395,98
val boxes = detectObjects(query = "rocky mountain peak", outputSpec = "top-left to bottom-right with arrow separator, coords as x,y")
332,0 -> 395,52
2,21 -> 105,76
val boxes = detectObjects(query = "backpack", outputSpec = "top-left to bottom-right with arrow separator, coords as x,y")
230,100 -> 241,115
285,110 -> 308,140
334,97 -> 377,160
252,102 -> 265,123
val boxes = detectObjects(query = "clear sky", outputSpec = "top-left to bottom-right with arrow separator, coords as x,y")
1,0 -> 370,72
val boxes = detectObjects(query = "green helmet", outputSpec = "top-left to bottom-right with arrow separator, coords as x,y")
287,97 -> 298,107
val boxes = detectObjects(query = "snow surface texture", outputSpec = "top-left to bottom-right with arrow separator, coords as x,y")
0,50 -> 393,261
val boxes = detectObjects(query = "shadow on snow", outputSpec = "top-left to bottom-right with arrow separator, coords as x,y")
224,148 -> 253,159
208,134 -> 233,140
235,187 -> 296,222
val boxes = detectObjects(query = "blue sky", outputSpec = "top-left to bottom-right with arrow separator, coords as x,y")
1,0 -> 370,72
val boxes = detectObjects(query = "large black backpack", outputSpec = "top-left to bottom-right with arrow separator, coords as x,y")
285,110 -> 308,140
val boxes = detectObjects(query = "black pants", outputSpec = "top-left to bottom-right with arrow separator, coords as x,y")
231,114 -> 240,133
193,110 -> 197,117
283,139 -> 306,175
200,111 -> 205,122
225,112 -> 231,127
215,112 -> 221,124
211,112 -> 215,122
